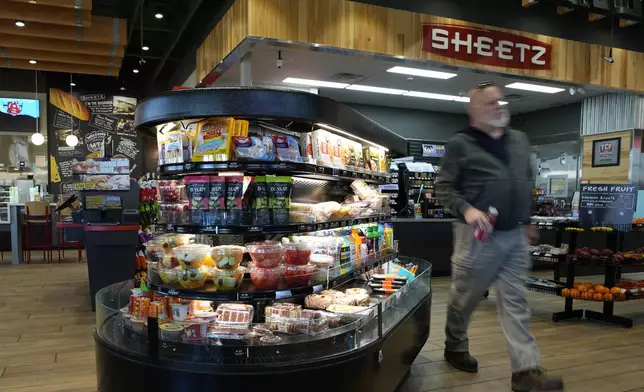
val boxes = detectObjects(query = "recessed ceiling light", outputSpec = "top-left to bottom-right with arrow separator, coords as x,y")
282,77 -> 349,89
505,82 -> 565,94
133,69 -> 139,74
70,82 -> 76,87
387,66 -> 457,80
404,91 -> 463,101
155,13 -> 164,19
29,60 -> 37,64
120,86 -> 126,91
142,46 -> 149,51
15,21 -> 25,27
346,85 -> 406,95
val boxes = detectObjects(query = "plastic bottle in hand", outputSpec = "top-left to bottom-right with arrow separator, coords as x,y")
474,207 -> 498,242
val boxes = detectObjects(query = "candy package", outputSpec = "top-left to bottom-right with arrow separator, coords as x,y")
272,135 -> 303,163
193,117 -> 234,162
232,136 -> 272,161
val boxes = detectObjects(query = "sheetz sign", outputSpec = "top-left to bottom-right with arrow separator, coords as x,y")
422,24 -> 552,70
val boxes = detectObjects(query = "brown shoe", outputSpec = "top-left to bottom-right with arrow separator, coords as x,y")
444,349 -> 478,373
511,368 -> 563,391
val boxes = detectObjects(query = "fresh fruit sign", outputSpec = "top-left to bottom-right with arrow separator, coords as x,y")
422,24 -> 552,70
579,184 -> 637,227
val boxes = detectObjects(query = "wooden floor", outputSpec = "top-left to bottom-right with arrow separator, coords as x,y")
1,260 -> 644,392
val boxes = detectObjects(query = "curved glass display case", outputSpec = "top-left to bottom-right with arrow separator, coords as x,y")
94,88 -> 431,392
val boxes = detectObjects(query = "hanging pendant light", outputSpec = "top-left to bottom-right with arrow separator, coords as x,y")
65,134 -> 79,147
30,70 -> 44,145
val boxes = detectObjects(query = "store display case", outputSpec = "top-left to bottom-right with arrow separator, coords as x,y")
94,88 -> 432,392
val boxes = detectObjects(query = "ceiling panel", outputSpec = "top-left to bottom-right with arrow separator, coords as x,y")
214,42 -> 615,115
8,0 -> 93,10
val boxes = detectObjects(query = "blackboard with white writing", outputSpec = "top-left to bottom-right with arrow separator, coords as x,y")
580,184 -> 638,227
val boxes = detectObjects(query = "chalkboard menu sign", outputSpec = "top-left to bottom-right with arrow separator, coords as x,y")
579,183 -> 638,227
47,88 -> 140,196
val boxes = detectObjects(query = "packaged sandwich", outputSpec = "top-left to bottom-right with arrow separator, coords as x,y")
193,117 -> 234,162
310,130 -> 333,167
164,129 -> 184,164
272,135 -> 303,163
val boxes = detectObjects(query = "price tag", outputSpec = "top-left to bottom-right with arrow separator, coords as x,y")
352,172 -> 359,178
313,285 -> 323,293
165,224 -> 174,231
202,226 -> 217,233
238,293 -> 252,300
544,254 -> 552,258
183,163 -> 193,171
168,289 -> 178,295
317,166 -> 325,174
228,162 -> 241,169
532,252 -> 539,256
332,168 -> 339,176
233,349 -> 246,357
277,162 -> 289,169
330,221 -> 339,228
275,290 -> 292,299
248,226 -> 262,233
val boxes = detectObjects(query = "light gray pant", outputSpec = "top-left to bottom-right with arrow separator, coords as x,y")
445,222 -> 540,373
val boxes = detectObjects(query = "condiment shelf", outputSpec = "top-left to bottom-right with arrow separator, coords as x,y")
160,215 -> 391,235
147,251 -> 398,301
158,161 -> 391,184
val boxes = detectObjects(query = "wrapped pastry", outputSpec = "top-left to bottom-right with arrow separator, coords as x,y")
345,288 -> 368,296
349,293 -> 371,306
320,289 -> 345,300
305,294 -> 333,310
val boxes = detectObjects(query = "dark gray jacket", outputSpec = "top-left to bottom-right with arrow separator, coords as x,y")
435,128 -> 533,230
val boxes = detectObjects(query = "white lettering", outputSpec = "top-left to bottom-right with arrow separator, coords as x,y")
531,46 -> 547,65
515,43 -> 530,63
431,29 -> 449,50
473,36 -> 493,57
496,40 -> 513,60
451,32 -> 472,54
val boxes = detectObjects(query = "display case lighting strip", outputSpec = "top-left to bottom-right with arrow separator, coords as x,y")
505,82 -> 565,94
386,66 -> 458,79
315,123 -> 389,152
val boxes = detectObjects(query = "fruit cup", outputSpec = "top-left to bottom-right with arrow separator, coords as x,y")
247,241 -> 283,268
211,245 -> 246,270
284,243 -> 312,266
284,265 -> 315,287
177,266 -> 209,289
250,265 -> 283,290
159,268 -> 180,284
211,266 -> 247,291
174,244 -> 210,269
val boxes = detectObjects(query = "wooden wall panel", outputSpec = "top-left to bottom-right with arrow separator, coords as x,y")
582,130 -> 632,184
9,0 -> 93,10
0,17 -> 126,45
197,0 -> 644,92
0,0 -> 92,27
197,0 -> 248,83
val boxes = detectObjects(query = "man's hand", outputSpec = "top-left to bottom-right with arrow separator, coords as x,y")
524,224 -> 539,245
464,207 -> 491,230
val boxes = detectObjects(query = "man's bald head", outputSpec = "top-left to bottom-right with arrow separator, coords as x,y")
467,85 -> 507,129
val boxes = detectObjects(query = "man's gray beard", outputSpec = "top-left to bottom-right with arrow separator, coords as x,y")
487,111 -> 509,128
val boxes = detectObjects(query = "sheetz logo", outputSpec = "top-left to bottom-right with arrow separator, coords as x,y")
3,101 -> 23,116
422,24 -> 552,70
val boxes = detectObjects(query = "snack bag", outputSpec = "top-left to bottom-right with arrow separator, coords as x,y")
193,117 -> 234,162
267,176 -> 293,225
232,136 -> 271,160
272,135 -> 303,163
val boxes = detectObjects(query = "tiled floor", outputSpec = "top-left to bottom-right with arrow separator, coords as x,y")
1,260 -> 644,391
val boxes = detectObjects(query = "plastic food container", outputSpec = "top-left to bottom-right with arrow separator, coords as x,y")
174,245 -> 210,269
247,241 -> 283,268
284,265 -> 315,287
159,268 -> 179,284
284,243 -> 312,266
250,265 -> 283,290
144,240 -> 166,264
211,266 -> 246,291
177,267 -> 209,289
211,245 -> 246,270
170,301 -> 191,321
159,322 -> 184,342
215,303 -> 254,323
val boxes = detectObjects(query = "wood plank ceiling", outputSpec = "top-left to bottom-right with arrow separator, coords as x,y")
0,0 -> 126,76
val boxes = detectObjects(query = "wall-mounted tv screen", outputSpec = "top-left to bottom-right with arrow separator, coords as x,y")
0,98 -> 40,132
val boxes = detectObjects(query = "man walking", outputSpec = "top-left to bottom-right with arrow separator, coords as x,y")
435,83 -> 563,392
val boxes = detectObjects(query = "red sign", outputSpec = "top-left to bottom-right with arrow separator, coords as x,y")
422,24 -> 552,70
599,142 -> 614,153
6,101 -> 22,116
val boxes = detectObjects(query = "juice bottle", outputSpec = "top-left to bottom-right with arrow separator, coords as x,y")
351,228 -> 361,261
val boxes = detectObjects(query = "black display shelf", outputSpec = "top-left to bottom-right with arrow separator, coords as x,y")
526,277 -> 565,296
530,252 -> 567,265
158,161 -> 391,184
160,215 -> 391,235
147,251 -> 398,301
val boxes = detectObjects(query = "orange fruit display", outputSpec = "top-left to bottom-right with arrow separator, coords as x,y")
610,287 -> 622,295
587,289 -> 595,295
584,282 -> 594,289
594,285 -> 607,294
593,293 -> 604,301
561,288 -> 570,297
604,293 -> 614,301
581,292 -> 591,300
577,285 -> 587,292
570,289 -> 580,299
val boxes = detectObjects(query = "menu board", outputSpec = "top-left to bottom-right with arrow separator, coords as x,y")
85,195 -> 122,210
47,89 -> 140,195
579,184 -> 637,227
